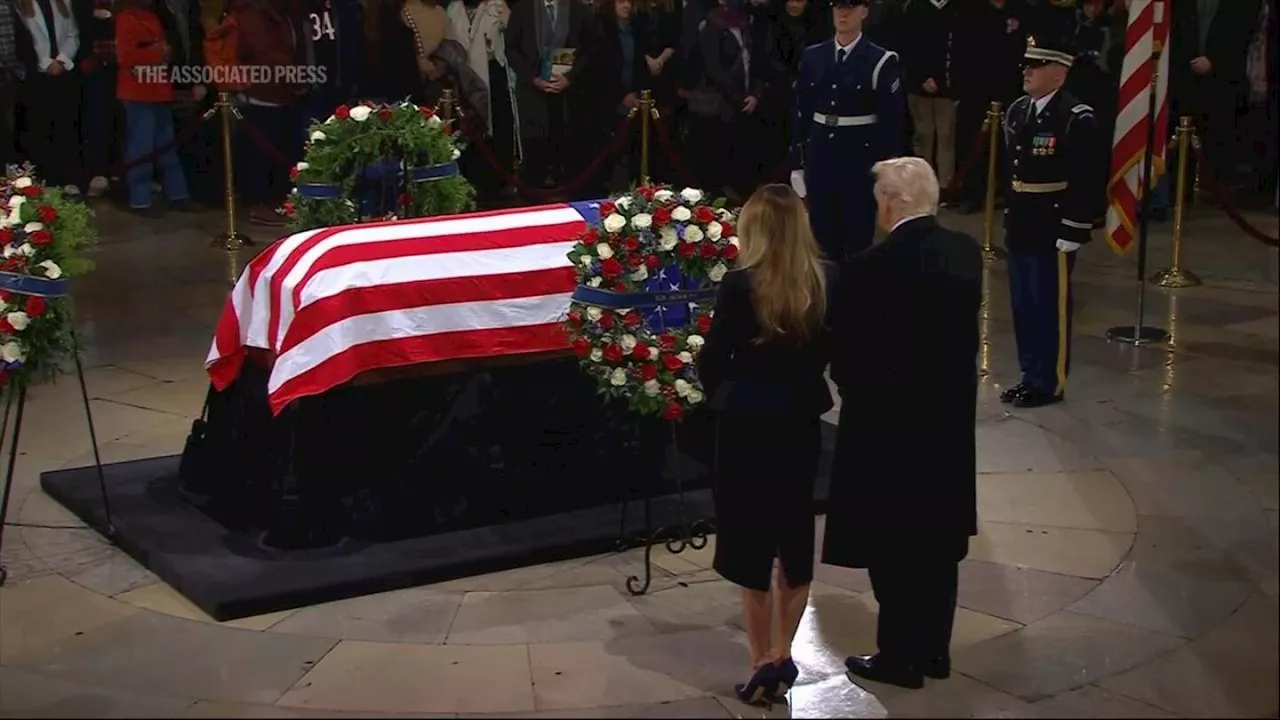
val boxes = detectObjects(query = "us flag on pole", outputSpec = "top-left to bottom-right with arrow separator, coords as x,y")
205,202 -> 600,415
1105,0 -> 1170,255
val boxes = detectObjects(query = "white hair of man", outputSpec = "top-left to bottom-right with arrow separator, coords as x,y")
872,157 -> 941,221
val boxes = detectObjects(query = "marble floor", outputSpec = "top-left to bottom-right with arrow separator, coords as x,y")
0,200 -> 1277,718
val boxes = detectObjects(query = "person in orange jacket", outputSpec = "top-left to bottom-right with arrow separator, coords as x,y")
115,0 -> 198,217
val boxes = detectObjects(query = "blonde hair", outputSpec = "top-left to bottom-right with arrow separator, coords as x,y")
735,184 -> 827,344
872,157 -> 940,219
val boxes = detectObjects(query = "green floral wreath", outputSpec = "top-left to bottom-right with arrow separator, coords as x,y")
286,101 -> 475,231
563,185 -> 740,422
0,164 -> 97,390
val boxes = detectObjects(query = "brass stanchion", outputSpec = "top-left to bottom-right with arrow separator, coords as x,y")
980,101 -> 1006,264
629,89 -> 658,186
1151,116 -> 1201,288
979,266 -> 991,378
211,92 -> 253,250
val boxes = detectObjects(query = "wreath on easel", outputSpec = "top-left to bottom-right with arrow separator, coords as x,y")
0,164 -> 97,390
562,185 -> 740,422
286,101 -> 476,231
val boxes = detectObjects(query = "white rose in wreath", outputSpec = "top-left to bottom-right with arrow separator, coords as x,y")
18,243 -> 35,257
579,254 -> 593,267
310,130 -> 327,142
643,379 -> 660,396
629,266 -> 648,282
586,306 -> 603,322
653,189 -> 674,203
620,334 -> 638,352
680,187 -> 703,204
688,389 -> 705,404
658,227 -> 678,251
451,147 -> 462,160
602,214 -> 627,234
590,347 -> 603,362
671,206 -> 691,222
6,311 -> 29,331
348,105 -> 373,122
631,213 -> 652,230
1,245 -> 15,259
596,242 -> 615,260
8,194 -> 25,208
13,176 -> 32,189
588,277 -> 603,287
708,262 -> 728,282
683,225 -> 704,243
674,378 -> 691,397
1,341 -> 24,364
615,196 -> 632,210
686,334 -> 705,351
23,222 -> 44,233
678,351 -> 693,364
294,162 -> 309,172
610,367 -> 628,386
706,221 -> 723,241
729,236 -> 740,247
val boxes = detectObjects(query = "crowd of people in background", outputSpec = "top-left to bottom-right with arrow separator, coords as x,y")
0,0 -> 1274,225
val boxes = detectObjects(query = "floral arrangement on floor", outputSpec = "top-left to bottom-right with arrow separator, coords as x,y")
286,100 -> 475,232
563,185 -> 740,422
0,164 -> 97,389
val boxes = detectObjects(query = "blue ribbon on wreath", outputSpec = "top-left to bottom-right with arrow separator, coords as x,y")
294,161 -> 461,217
0,270 -> 69,298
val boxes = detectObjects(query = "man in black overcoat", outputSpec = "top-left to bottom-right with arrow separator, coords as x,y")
823,156 -> 983,690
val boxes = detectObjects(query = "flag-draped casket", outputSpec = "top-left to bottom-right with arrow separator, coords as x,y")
206,202 -> 602,415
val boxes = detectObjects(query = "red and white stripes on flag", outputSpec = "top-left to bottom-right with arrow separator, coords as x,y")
206,203 -> 598,415
1105,0 -> 1170,254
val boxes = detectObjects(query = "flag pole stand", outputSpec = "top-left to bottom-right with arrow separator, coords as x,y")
1106,47 -> 1169,347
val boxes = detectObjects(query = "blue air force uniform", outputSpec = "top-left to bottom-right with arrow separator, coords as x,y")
1000,36 -> 1102,409
790,0 -> 906,262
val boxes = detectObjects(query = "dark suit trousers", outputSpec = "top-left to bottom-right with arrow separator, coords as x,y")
868,562 -> 959,667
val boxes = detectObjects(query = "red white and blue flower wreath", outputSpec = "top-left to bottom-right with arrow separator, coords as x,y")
563,185 -> 740,422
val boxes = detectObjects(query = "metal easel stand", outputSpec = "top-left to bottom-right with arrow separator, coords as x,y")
0,330 -> 114,586
616,422 -> 715,596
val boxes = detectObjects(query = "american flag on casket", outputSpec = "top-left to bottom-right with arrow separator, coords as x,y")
206,202 -> 602,415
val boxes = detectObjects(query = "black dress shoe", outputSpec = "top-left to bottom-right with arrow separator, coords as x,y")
922,656 -> 950,680
1012,387 -> 1063,408
845,654 -> 925,690
999,383 -> 1027,404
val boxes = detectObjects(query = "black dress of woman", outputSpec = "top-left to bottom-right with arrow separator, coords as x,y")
696,265 -> 835,592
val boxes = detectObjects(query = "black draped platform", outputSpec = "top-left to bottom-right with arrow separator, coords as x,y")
41,357 -> 836,620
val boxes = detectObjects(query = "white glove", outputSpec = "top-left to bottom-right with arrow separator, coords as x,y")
790,169 -> 807,199
1056,239 -> 1082,253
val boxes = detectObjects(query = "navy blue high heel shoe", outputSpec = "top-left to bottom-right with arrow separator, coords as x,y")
734,664 -> 778,706
769,657 -> 799,701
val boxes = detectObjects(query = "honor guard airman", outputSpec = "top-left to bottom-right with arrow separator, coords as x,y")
1000,34 -> 1102,409
789,0 -> 905,262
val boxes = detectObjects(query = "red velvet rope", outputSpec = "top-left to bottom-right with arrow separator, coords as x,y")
84,108 -> 216,178
1192,144 -> 1279,247
461,113 -> 637,200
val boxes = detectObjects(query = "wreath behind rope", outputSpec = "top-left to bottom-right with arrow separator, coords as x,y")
288,100 -> 476,232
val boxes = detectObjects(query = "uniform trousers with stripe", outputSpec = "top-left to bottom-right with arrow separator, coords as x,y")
1007,249 -> 1075,397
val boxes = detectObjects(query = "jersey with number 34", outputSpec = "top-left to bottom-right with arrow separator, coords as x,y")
307,0 -> 341,88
